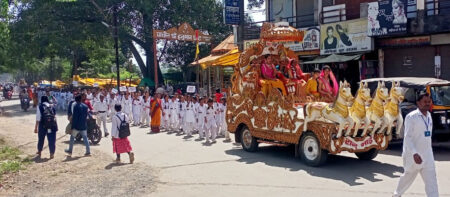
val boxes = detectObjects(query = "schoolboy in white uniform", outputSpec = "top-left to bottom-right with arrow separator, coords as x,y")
141,95 -> 151,127
219,98 -> 230,141
204,98 -> 217,143
121,93 -> 132,121
178,96 -> 187,133
132,94 -> 142,126
184,97 -> 197,137
162,95 -> 170,130
196,97 -> 207,140
168,95 -> 179,132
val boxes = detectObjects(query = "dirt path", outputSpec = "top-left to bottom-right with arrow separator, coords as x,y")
0,99 -> 157,196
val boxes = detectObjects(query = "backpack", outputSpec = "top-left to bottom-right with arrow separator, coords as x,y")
41,104 -> 56,130
116,114 -> 130,138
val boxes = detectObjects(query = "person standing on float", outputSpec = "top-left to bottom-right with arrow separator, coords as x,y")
393,93 -> 439,197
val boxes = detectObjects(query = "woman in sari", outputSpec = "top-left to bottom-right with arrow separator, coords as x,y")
318,65 -> 338,102
150,93 -> 163,133
260,55 -> 287,96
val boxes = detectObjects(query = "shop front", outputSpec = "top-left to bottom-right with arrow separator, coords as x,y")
377,35 -> 450,81
303,18 -> 376,92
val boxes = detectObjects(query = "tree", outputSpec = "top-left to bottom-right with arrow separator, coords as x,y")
6,0 -> 232,85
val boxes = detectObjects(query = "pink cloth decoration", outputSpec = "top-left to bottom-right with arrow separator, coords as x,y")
261,60 -> 275,79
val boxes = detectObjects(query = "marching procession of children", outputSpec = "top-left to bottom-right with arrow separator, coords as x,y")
32,87 -> 231,144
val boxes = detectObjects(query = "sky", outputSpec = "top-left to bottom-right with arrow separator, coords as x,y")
131,0 -> 266,69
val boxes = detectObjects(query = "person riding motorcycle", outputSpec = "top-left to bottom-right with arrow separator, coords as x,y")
20,89 -> 30,111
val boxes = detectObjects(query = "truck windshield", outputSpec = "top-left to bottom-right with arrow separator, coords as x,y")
431,86 -> 450,106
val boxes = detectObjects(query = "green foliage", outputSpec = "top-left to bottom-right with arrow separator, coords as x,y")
0,144 -> 30,179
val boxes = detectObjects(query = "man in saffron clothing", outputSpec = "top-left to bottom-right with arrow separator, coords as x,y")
150,92 -> 163,133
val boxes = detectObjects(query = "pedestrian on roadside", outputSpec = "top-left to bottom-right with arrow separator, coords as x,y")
111,104 -> 135,164
393,93 -> 439,197
34,96 -> 58,159
65,94 -> 91,157
93,94 -> 109,137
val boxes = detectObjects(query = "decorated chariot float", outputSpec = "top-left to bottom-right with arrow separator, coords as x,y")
226,23 -> 405,166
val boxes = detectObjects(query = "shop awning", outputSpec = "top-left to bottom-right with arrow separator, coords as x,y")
191,48 -> 240,69
303,54 -> 362,64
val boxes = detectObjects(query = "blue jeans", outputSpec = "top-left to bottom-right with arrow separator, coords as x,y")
67,129 -> 90,154
37,129 -> 56,154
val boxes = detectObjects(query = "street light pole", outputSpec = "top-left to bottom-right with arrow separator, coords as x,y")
113,5 -> 120,89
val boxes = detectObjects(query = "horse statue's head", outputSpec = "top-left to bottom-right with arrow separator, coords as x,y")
388,81 -> 405,104
375,81 -> 389,102
357,81 -> 372,103
338,80 -> 354,103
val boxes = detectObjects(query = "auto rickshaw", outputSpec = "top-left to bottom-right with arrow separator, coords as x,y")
362,77 -> 450,142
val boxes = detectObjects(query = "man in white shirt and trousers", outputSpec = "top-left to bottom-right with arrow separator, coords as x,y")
93,94 -> 110,137
393,93 -> 439,197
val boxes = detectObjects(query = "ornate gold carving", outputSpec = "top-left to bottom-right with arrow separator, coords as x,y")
253,107 -> 267,128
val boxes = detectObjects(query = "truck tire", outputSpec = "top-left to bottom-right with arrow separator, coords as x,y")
299,132 -> 328,167
355,148 -> 379,160
241,127 -> 258,152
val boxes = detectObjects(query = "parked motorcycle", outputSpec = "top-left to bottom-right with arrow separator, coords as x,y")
4,90 -> 12,100
75,114 -> 102,144
21,97 -> 30,111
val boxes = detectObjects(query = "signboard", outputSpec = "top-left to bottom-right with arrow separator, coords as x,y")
128,87 -> 136,93
120,86 -> 127,92
153,23 -> 212,43
186,85 -> 196,93
72,81 -> 78,87
224,0 -> 240,25
367,0 -> 407,36
285,26 -> 320,52
377,36 -> 430,48
111,88 -> 118,94
320,18 -> 373,55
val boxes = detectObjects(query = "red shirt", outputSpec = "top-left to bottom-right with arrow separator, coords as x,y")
84,100 -> 94,111
215,92 -> 223,103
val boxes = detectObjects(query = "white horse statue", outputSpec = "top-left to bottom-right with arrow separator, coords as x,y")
303,81 -> 354,138
379,81 -> 404,137
348,81 -> 372,137
367,81 -> 389,136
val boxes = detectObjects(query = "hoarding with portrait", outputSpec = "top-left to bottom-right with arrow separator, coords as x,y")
320,18 -> 373,55
367,0 -> 408,36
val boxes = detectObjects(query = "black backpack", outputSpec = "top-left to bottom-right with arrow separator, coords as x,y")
116,114 -> 130,138
41,104 -> 56,130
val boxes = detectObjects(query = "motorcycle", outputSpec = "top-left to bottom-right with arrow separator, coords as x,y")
3,90 -> 12,100
75,113 -> 102,144
21,97 -> 30,111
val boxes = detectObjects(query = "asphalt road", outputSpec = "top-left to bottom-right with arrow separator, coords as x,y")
1,98 -> 450,197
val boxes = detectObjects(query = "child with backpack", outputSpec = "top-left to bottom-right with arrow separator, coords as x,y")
111,104 -> 134,164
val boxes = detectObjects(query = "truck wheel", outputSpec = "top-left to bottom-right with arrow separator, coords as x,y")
241,127 -> 258,152
300,132 -> 328,167
355,148 -> 379,160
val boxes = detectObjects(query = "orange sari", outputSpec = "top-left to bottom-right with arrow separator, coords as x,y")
150,98 -> 162,132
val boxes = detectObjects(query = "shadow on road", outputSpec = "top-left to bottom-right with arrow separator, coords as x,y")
225,146 -> 403,186
105,162 -> 127,170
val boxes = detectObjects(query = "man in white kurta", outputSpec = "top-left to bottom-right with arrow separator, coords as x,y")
393,93 -> 438,197
93,94 -> 109,137
178,96 -> 187,132
141,96 -> 151,127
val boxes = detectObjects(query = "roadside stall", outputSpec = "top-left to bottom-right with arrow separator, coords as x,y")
191,35 -> 240,96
